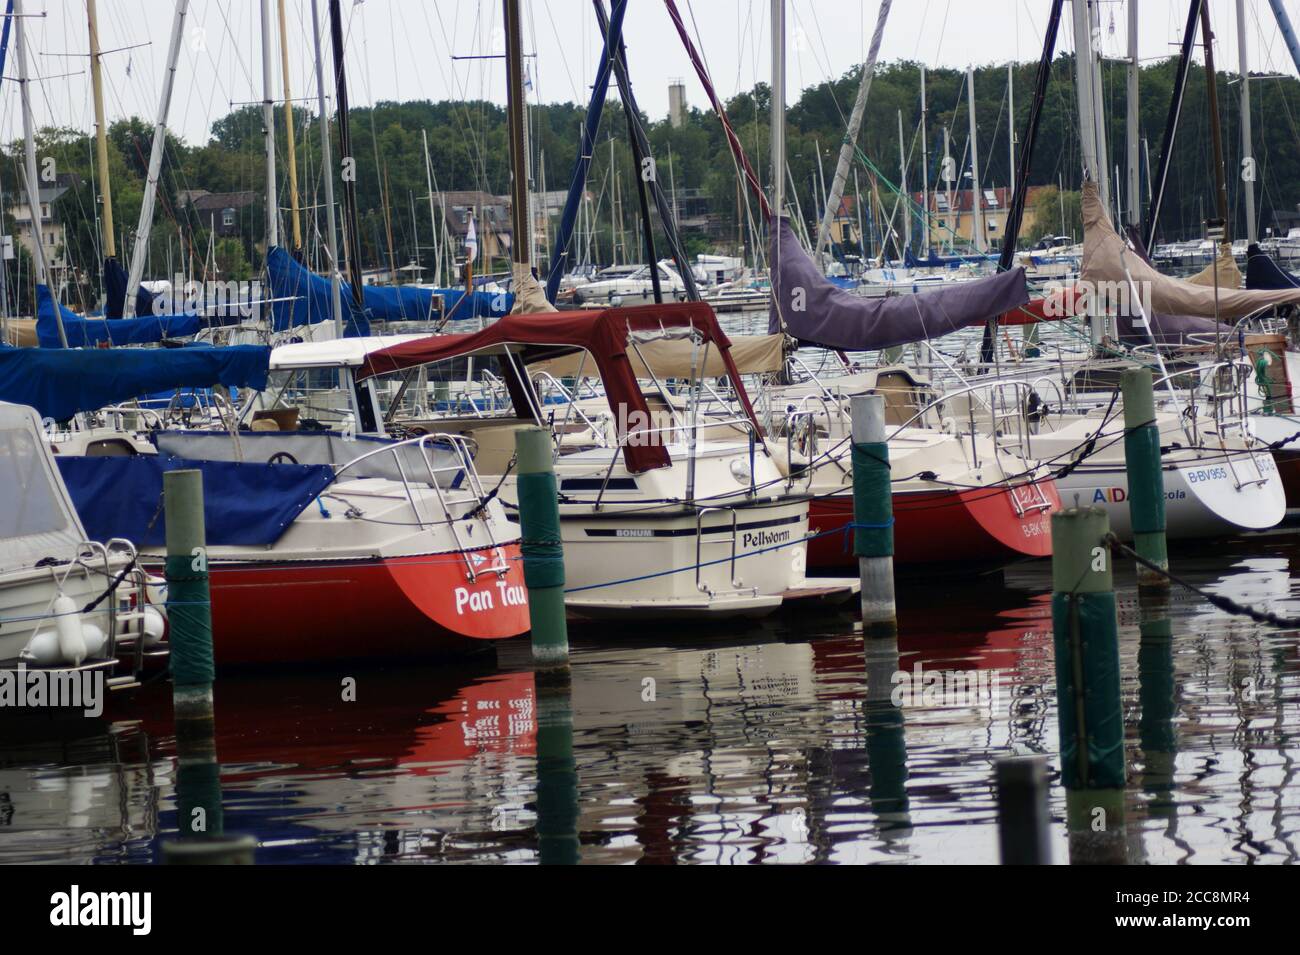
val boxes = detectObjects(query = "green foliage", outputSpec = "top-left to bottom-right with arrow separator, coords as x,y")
6,50 -> 1299,305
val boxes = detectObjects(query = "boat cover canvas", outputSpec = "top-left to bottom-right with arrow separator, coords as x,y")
528,332 -> 784,378
153,430 -> 465,487
1246,244 -> 1300,291
267,247 -> 514,333
356,302 -> 759,473
1081,181 -> 1300,319
37,284 -> 201,348
1186,247 -> 1243,288
56,453 -> 335,548
102,256 -> 157,320
267,245 -> 370,335
0,401 -> 86,574
0,343 -> 270,422
767,215 -> 1029,349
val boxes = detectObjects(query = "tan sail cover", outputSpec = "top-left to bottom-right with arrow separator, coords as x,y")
1186,246 -> 1242,289
509,262 -> 557,315
1082,181 -> 1300,318
3,319 -> 38,347
529,332 -> 785,379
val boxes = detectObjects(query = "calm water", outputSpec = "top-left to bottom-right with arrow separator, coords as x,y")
2,537 -> 1299,865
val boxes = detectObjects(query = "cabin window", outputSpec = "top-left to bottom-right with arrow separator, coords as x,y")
222,209 -> 235,228
0,428 -> 69,539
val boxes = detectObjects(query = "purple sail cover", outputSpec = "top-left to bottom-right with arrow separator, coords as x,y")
767,215 -> 1029,349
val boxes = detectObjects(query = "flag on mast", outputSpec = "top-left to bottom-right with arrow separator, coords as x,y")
465,213 -> 478,264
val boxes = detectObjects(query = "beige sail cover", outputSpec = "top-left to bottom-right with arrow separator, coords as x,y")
1186,246 -> 1242,289
529,333 -> 785,379
3,319 -> 38,347
509,262 -> 557,315
1082,181 -> 1300,318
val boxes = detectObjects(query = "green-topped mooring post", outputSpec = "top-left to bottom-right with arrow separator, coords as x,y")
1120,368 -> 1169,588
515,427 -> 569,667
851,394 -> 895,634
161,469 -> 254,864
165,469 -> 214,725
1051,506 -> 1127,864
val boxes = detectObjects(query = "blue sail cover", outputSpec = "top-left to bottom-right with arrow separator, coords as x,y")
768,215 -> 1029,350
267,246 -> 369,335
0,343 -> 269,421
56,453 -> 335,547
1246,244 -> 1300,291
36,284 -> 201,348
102,256 -> 157,320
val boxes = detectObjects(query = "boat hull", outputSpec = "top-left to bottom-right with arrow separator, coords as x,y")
1056,455 -> 1286,539
806,481 -> 1058,570
157,544 -> 530,666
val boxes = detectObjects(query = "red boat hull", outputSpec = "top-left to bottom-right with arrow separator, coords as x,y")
807,481 -> 1059,570
1274,449 -> 1300,508
156,544 -> 530,666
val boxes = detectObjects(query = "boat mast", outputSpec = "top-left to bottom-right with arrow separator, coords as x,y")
897,112 -> 909,253
87,0 -> 115,271
1145,0 -> 1202,250
814,0 -> 890,261
309,0 -> 344,338
1268,0 -> 1300,74
1199,2 -> 1231,242
328,0 -> 366,312
1007,65 -> 1016,207
277,0 -> 303,255
771,0 -> 785,219
260,0 -> 280,252
13,0 -> 63,344
1087,0 -> 1111,215
121,0 -> 188,319
1125,0 -> 1140,228
1237,0 -> 1256,243
920,65 -> 930,255
966,66 -> 984,252
422,129 -> 441,285
504,0 -> 530,276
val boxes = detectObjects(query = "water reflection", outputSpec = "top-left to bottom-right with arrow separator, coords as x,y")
1,539 -> 1298,863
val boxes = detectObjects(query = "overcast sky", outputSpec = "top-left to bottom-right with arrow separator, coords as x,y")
2,0 -> 1299,147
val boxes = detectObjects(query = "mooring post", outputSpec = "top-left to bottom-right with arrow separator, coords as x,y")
996,755 -> 1050,864
1051,505 -> 1127,863
164,469 -> 214,725
851,394 -> 896,633
1120,368 -> 1169,588
515,427 -> 569,668
160,469 -> 254,864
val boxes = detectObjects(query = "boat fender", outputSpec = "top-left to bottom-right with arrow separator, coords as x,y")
19,630 -> 61,665
52,593 -> 88,666
138,605 -> 167,646
80,623 -> 106,660
941,416 -> 957,435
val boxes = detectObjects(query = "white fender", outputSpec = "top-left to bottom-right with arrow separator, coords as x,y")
53,593 -> 87,666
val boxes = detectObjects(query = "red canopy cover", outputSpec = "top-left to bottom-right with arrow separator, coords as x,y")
356,302 -> 762,474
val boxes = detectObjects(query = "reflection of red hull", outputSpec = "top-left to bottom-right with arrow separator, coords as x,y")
158,544 -> 531,666
807,481 -> 1059,570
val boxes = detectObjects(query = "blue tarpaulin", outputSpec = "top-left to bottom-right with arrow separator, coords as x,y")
102,257 -> 158,320
266,245 -> 510,333
56,453 -> 335,547
37,284 -> 202,347
0,343 -> 269,421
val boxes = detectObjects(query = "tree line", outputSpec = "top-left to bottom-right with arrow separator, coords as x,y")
4,51 -> 1298,313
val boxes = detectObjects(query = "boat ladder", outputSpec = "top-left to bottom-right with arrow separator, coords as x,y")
694,506 -> 754,598
413,434 -> 512,582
